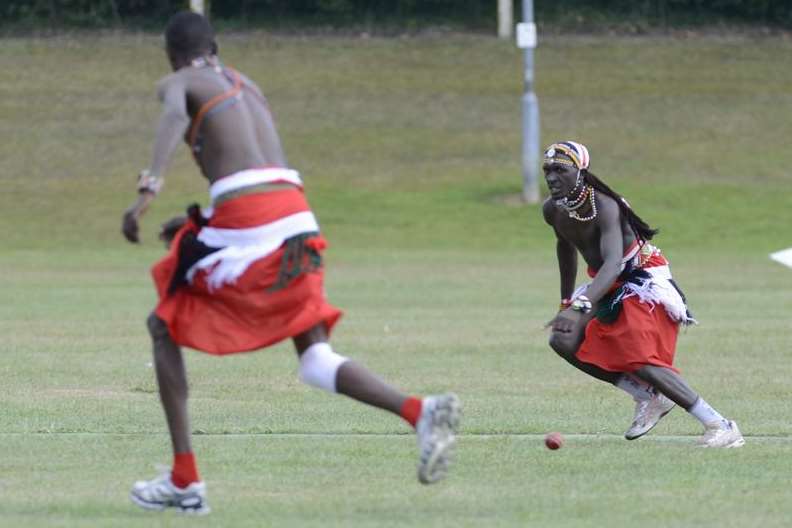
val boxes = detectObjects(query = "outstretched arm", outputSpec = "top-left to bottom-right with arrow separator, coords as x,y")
543,200 -> 577,303
543,201 -> 581,333
556,235 -> 577,302
147,75 -> 190,181
546,232 -> 582,333
122,75 -> 190,243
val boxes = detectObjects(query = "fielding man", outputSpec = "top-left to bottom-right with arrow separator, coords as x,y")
542,140 -> 743,448
121,11 -> 460,514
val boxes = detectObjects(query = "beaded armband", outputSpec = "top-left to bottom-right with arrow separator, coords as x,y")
137,170 -> 163,195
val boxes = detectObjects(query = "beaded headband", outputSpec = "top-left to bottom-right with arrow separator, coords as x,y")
543,141 -> 591,171
544,141 -> 598,221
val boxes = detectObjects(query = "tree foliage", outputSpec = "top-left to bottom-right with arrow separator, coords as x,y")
2,0 -> 791,28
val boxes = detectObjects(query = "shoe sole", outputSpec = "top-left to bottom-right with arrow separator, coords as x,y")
130,492 -> 211,515
418,394 -> 461,485
130,492 -> 166,512
698,436 -> 746,449
418,437 -> 454,484
624,403 -> 676,441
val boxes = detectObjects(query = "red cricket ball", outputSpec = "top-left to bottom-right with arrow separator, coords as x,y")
544,432 -> 564,450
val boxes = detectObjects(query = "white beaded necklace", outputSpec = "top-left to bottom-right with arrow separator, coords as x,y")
190,55 -> 222,73
567,187 -> 597,222
554,171 -> 598,222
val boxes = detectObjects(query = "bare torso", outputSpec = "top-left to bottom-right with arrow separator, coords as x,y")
121,60 -> 292,243
543,193 -> 637,272
169,63 -> 287,182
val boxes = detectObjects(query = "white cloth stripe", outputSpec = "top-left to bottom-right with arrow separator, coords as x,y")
187,211 -> 319,291
196,211 -> 318,248
209,168 -> 303,202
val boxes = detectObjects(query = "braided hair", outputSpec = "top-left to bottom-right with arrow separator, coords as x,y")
582,170 -> 659,241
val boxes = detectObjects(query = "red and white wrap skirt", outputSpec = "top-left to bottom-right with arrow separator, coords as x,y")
151,169 -> 342,355
576,241 -> 691,373
577,296 -> 680,373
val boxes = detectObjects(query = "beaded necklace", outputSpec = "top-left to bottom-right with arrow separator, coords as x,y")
555,175 -> 597,222
567,187 -> 597,222
190,55 -> 222,73
560,176 -> 588,210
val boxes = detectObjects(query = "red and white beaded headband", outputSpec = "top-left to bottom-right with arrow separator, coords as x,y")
543,141 -> 591,171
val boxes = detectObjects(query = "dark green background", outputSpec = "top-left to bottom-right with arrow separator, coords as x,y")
3,1 -> 791,29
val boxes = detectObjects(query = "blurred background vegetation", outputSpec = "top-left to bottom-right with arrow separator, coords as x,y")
2,0 -> 792,31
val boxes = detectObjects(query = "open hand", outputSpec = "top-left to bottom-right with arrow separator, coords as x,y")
545,309 -> 581,333
122,209 -> 140,243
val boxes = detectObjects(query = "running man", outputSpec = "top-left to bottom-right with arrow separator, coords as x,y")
542,140 -> 743,448
121,11 -> 460,514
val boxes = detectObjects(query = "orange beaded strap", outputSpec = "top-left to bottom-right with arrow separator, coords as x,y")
187,67 -> 244,157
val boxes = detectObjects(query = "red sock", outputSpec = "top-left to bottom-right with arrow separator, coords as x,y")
171,452 -> 200,489
400,397 -> 423,428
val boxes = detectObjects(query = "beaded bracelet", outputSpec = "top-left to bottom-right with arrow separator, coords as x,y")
570,295 -> 593,314
137,170 -> 164,195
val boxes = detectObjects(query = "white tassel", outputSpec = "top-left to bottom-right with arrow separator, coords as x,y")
187,242 -> 283,291
575,265 -> 697,326
619,266 -> 696,325
184,211 -> 320,292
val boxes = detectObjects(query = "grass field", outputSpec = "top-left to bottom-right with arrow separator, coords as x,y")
1,31 -> 792,527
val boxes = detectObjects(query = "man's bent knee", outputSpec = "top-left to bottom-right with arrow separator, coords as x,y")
299,342 -> 348,393
549,332 -> 577,359
146,312 -> 170,341
293,324 -> 329,355
634,365 -> 675,387
634,365 -> 663,382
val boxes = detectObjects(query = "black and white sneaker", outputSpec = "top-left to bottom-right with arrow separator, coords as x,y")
130,470 -> 210,515
416,393 -> 461,484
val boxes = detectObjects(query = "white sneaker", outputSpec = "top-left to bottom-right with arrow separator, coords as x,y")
697,420 -> 745,448
130,470 -> 210,515
416,393 -> 461,485
624,392 -> 676,440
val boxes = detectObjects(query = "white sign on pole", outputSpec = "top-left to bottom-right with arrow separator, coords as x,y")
516,22 -> 537,49
770,247 -> 792,269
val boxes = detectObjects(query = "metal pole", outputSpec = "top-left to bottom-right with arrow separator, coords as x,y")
190,0 -> 205,15
518,0 -> 540,203
498,0 -> 513,39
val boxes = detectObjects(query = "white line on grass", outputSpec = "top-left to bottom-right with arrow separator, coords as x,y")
2,432 -> 792,442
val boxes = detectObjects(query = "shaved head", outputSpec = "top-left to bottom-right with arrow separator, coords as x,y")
165,11 -> 216,60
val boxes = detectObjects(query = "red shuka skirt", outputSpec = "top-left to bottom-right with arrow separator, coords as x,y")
576,296 -> 680,373
151,188 -> 342,355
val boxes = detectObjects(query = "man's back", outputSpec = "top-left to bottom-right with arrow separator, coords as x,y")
176,63 -> 288,182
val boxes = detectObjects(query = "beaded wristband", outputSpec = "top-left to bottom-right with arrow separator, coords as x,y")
570,295 -> 592,314
137,170 -> 163,195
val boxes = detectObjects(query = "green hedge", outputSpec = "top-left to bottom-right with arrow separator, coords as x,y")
2,0 -> 791,28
